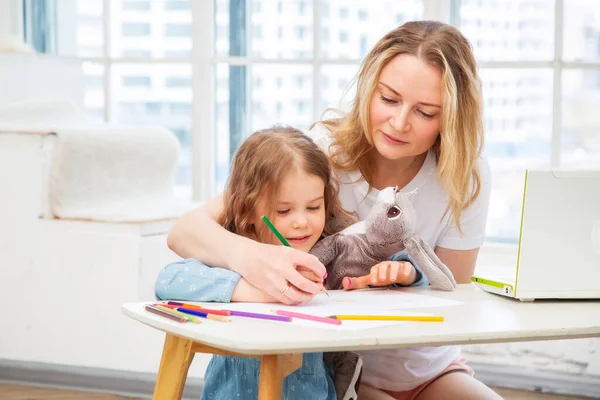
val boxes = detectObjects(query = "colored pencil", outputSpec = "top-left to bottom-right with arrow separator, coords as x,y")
329,315 -> 444,322
261,215 -> 291,246
145,304 -> 188,323
177,307 -> 230,322
274,309 -> 342,325
166,302 -> 231,316
227,310 -> 292,322
154,304 -> 201,323
261,215 -> 330,298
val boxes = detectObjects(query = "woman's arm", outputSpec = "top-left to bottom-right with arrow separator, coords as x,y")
433,158 -> 490,284
435,247 -> 480,284
166,194 -> 327,304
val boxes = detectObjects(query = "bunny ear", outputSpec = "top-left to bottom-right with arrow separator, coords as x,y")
404,236 -> 456,291
376,186 -> 397,204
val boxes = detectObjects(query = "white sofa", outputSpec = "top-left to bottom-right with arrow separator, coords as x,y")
0,101 -> 212,379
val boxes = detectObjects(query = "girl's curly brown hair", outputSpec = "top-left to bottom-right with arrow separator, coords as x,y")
217,125 -> 357,242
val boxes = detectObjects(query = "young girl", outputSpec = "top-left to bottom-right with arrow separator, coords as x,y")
155,126 -> 428,400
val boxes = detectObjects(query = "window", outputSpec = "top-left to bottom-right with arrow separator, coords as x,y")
253,26 -> 262,39
166,1 -> 190,11
213,0 -> 423,191
22,1 -> 193,197
457,0 -> 600,244
169,102 -> 192,115
122,1 -> 150,11
164,50 -> 190,58
295,26 -> 307,39
165,23 -> 191,37
299,1 -> 307,15
166,77 -> 191,87
122,76 -> 151,87
122,22 -> 150,37
32,0 -> 600,249
122,49 -> 152,57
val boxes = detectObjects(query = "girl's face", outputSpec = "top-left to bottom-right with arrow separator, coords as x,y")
255,169 -> 326,253
369,54 -> 443,161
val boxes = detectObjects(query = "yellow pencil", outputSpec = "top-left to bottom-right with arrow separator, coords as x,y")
206,314 -> 231,323
330,315 -> 444,322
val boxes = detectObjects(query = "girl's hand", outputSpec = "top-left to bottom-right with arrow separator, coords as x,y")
342,261 -> 417,290
233,241 -> 327,305
231,279 -> 279,303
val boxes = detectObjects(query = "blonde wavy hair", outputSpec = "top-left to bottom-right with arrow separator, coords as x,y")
320,20 -> 484,232
218,126 -> 357,242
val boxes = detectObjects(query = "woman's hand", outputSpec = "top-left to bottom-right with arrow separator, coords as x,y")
232,240 -> 327,305
231,267 -> 324,304
342,260 -> 417,290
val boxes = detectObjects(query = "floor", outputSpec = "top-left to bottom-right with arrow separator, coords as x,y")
0,383 -> 593,400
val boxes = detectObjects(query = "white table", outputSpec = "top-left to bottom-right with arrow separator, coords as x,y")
122,284 -> 600,399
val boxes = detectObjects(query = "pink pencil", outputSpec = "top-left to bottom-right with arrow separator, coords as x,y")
274,310 -> 342,325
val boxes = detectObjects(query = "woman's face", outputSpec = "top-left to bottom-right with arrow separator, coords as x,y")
369,54 -> 443,162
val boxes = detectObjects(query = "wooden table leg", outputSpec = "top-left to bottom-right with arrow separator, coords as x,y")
153,333 -> 195,400
258,353 -> 303,400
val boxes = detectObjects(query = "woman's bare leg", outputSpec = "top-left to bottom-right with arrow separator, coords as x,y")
416,372 -> 503,400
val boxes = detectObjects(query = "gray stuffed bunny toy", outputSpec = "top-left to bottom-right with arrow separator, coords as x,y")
317,186 -> 457,400
310,186 -> 456,291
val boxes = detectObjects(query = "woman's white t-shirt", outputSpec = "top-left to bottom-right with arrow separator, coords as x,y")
307,123 -> 492,391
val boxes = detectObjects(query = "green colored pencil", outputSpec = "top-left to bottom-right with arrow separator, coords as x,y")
261,215 -> 291,247
261,215 -> 330,298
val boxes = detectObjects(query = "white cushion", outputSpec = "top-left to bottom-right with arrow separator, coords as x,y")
0,98 -> 184,222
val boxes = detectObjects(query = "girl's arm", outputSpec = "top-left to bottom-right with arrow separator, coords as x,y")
166,194 -> 326,305
341,252 -> 429,290
155,258 -> 276,303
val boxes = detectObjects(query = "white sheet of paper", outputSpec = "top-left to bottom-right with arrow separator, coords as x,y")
217,289 -> 462,331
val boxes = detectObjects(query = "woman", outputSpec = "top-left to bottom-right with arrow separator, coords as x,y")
167,20 -> 500,399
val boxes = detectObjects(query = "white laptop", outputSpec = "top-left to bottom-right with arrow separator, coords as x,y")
471,169 -> 600,301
